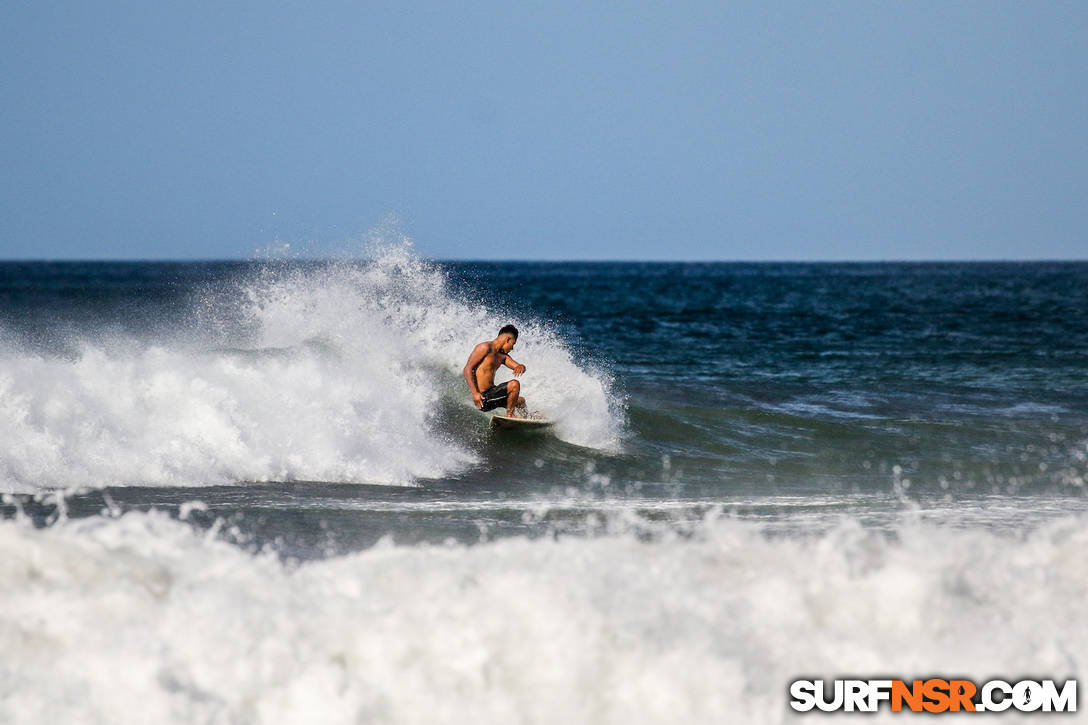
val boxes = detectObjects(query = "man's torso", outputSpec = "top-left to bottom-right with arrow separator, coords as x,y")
474,342 -> 507,391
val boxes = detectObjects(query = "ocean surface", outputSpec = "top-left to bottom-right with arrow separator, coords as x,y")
1,249 -> 1086,722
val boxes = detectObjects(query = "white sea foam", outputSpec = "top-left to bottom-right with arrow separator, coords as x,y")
0,246 -> 622,492
0,510 -> 1083,724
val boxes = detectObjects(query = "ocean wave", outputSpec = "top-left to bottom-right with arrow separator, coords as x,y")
0,510 -> 1083,723
0,246 -> 622,492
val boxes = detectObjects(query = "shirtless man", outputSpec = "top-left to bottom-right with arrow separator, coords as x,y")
463,324 -> 529,418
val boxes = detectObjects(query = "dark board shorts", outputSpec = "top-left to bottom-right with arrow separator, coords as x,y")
480,382 -> 512,412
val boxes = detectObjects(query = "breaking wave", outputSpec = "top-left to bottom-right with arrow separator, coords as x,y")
0,246 -> 622,492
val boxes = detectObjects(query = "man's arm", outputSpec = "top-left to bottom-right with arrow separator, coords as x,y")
504,355 -> 526,377
463,342 -> 490,408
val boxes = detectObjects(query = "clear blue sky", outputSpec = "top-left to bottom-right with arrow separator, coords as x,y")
2,1 -> 1086,260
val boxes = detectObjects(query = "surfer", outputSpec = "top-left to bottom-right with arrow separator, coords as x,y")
464,324 -> 529,418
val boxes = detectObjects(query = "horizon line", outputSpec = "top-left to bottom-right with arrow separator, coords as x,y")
0,256 -> 1085,265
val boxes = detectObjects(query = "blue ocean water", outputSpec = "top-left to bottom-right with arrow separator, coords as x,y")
1,251 -> 1085,722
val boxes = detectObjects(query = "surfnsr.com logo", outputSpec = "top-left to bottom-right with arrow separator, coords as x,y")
789,679 -> 1077,713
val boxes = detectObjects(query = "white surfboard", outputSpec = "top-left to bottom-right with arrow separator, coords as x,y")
489,414 -> 555,431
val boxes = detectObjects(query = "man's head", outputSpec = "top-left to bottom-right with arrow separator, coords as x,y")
497,324 -> 518,352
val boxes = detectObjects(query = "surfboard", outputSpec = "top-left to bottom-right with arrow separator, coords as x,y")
489,414 -> 555,431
